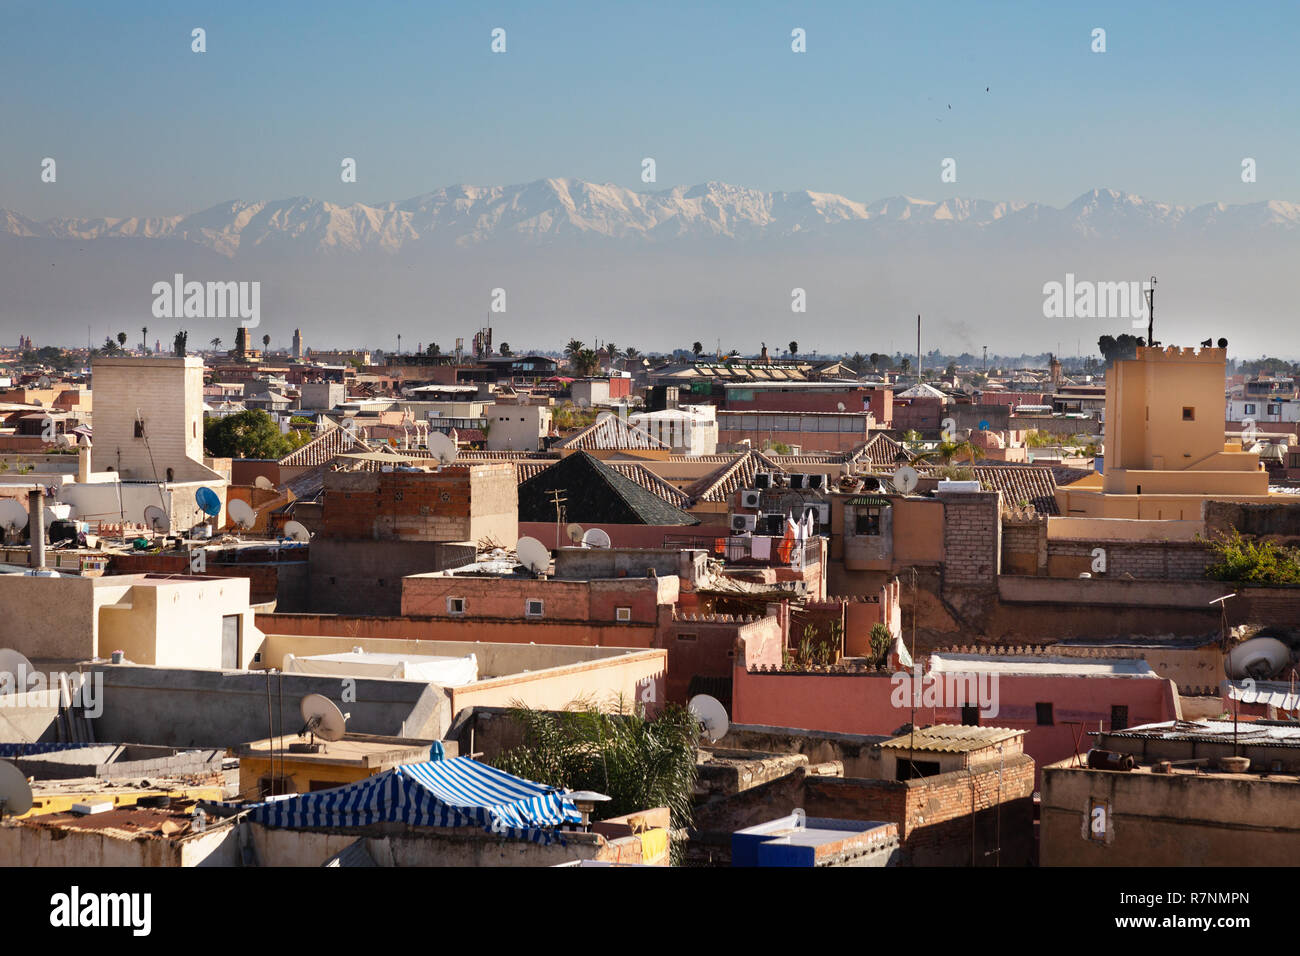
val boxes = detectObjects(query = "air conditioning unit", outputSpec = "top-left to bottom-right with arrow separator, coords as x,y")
765,513 -> 787,535
788,473 -> 808,489
806,474 -> 827,491
754,472 -> 774,489
730,513 -> 758,533
811,502 -> 831,525
739,489 -> 763,509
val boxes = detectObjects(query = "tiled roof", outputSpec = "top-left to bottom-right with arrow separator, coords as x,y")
687,450 -> 787,503
605,463 -> 694,509
516,451 -> 698,526
925,464 -> 1062,515
878,725 -> 1022,753
278,422 -> 373,467
553,414 -> 669,451
848,433 -> 910,467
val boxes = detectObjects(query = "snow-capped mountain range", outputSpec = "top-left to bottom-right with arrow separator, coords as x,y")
5,181 -> 1298,256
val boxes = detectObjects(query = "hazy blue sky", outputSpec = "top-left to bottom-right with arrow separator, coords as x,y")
3,0 -> 1298,219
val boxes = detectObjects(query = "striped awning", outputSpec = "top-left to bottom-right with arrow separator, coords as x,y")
239,757 -> 582,843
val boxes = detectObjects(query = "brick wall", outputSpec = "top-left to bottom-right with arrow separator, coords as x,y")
1045,540 -> 1213,580
940,492 -> 1001,588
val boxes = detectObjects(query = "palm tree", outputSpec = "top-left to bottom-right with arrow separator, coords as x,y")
604,342 -> 619,361
623,347 -> 640,361
210,337 -> 222,351
116,331 -> 127,349
788,340 -> 798,357
870,352 -> 882,372
262,334 -> 271,350
141,327 -> 148,354
691,341 -> 703,357
900,357 -> 912,376
573,348 -> 600,377
565,338 -> 585,359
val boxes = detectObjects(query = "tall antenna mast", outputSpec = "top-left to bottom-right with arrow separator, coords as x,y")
1145,276 -> 1158,348
916,315 -> 922,383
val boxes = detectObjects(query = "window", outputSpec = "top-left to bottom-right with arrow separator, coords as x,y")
616,607 -> 632,622
526,599 -> 544,618
677,632 -> 697,642
1244,403 -> 1257,415
1110,705 -> 1129,730
1268,404 -> 1281,416
1036,702 -> 1054,726
961,705 -> 980,726
221,615 -> 241,670
895,759 -> 941,780
447,597 -> 466,615
855,507 -> 881,536
1182,406 -> 1195,421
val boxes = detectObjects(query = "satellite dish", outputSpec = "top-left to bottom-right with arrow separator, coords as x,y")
516,536 -> 551,575
566,523 -> 585,544
892,465 -> 919,494
299,694 -> 348,745
0,648 -> 34,682
581,527 -> 612,549
254,475 -> 274,491
55,434 -> 74,448
143,505 -> 170,534
195,487 -> 222,517
1227,637 -> 1292,680
427,432 -> 459,467
0,761 -> 33,818
837,402 -> 846,412
228,499 -> 257,530
283,520 -> 311,542
689,694 -> 730,743
0,500 -> 28,534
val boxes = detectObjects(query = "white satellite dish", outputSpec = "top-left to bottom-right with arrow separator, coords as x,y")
143,505 -> 170,534
1227,637 -> 1292,680
0,648 -> 34,682
581,527 -> 612,549
298,694 -> 349,746
566,523 -> 585,544
892,465 -> 919,494
228,498 -> 257,530
0,500 -> 28,534
254,475 -> 274,491
427,432 -> 459,467
516,536 -> 551,575
0,761 -> 33,818
689,694 -> 730,743
283,520 -> 311,542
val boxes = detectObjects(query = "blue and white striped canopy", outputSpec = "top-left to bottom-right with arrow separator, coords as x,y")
241,757 -> 583,843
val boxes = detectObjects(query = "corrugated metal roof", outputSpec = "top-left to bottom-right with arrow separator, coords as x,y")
278,422 -> 373,466
878,724 -> 1023,753
553,415 -> 669,451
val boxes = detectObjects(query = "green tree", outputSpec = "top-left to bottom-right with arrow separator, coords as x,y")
116,331 -> 127,349
499,342 -> 511,356
262,334 -> 271,349
1204,530 -> 1300,585
788,340 -> 798,357
691,341 -> 703,357
173,330 -> 188,357
899,357 -> 911,376
565,338 -> 585,359
493,699 -> 700,842
426,342 -> 441,356
203,410 -> 295,459
572,348 -> 600,376
210,337 -> 222,351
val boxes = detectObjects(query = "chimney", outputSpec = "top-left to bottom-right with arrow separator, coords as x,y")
28,487 -> 44,570
77,444 -> 90,482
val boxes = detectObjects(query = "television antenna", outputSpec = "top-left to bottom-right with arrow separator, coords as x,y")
282,520 -> 311,543
581,527 -> 611,549
143,505 -> 170,535
516,536 -> 551,576
294,694 -> 349,753
427,432 -> 459,468
0,761 -> 33,818
228,498 -> 257,531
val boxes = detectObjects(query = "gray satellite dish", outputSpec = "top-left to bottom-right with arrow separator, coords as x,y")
516,536 -> 551,575
0,500 -> 28,534
143,505 -> 170,534
892,465 -> 919,494
55,434 -> 74,448
0,648 -> 34,682
283,520 -> 310,542
254,475 -> 274,491
299,693 -> 348,745
689,694 -> 730,743
1227,637 -> 1292,680
581,527 -> 612,549
566,523 -> 585,544
427,432 -> 459,467
228,498 -> 257,530
0,761 -> 33,818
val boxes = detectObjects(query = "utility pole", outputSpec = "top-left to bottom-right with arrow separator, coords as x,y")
1145,276 -> 1158,348
916,315 -> 922,383
548,488 -> 567,549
